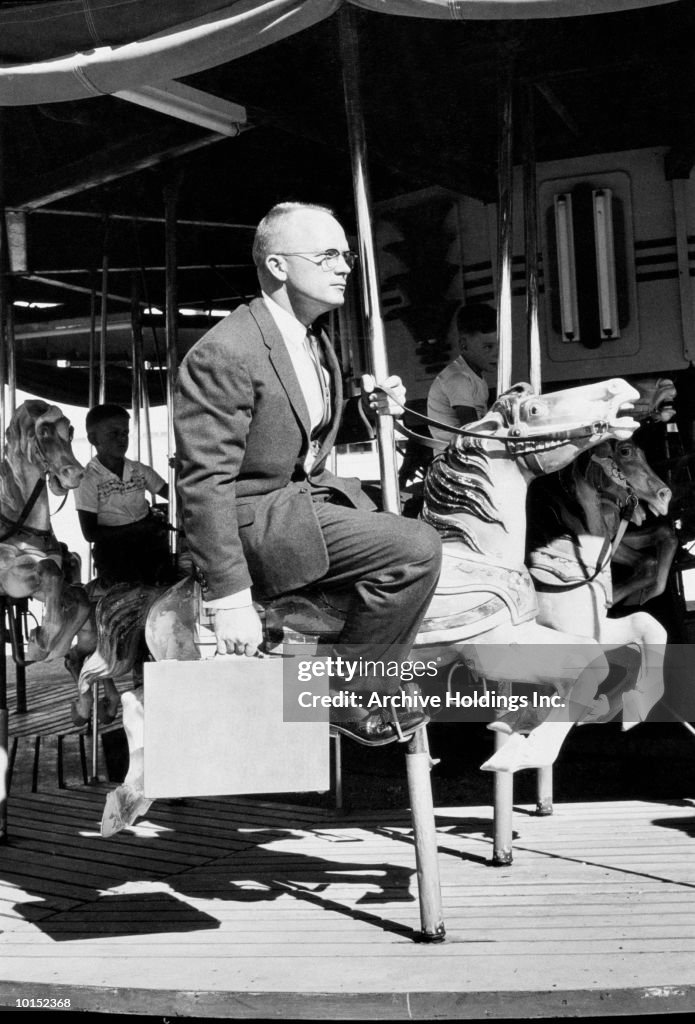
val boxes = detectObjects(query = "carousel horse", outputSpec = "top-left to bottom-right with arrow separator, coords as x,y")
609,437 -> 677,605
608,376 -> 679,605
0,400 -> 91,661
96,378 -> 641,834
505,440 -> 671,753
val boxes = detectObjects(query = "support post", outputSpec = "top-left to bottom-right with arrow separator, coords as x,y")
8,604 -> 26,714
340,6 -> 443,941
536,765 -> 554,816
339,8 -> 400,514
131,274 -> 143,462
492,728 -> 514,866
99,221 -> 109,404
496,58 -> 515,396
522,83 -> 542,395
405,728 -> 446,942
90,681 -> 100,783
164,182 -> 180,559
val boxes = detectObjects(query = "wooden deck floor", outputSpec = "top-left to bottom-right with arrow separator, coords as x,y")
2,660 -> 695,1017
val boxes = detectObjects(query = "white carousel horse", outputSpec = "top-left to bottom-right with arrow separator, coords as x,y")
97,378 -> 640,833
0,400 -> 91,661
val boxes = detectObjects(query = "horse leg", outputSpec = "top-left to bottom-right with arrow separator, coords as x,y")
465,622 -> 611,773
597,615 -> 666,728
101,690 -> 153,837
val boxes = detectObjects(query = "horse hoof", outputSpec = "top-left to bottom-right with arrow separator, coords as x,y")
69,700 -> 91,727
97,696 -> 120,725
101,785 -> 152,837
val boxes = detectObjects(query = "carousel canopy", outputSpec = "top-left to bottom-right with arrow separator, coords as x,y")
0,0 -> 690,404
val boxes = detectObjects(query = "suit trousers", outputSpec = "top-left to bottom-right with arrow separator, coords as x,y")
311,499 -> 442,693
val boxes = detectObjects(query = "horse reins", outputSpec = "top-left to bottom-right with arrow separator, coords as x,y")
0,428 -> 71,543
375,385 -> 637,594
377,383 -> 614,447
0,478 -> 50,542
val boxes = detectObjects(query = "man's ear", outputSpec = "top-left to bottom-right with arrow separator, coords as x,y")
264,253 -> 287,283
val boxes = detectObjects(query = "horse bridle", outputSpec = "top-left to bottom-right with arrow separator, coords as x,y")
378,384 -> 613,448
0,420 -> 71,543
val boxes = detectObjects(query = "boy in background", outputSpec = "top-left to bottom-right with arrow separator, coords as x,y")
75,404 -> 171,586
427,303 -> 498,445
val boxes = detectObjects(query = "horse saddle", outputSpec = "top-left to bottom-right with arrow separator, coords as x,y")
144,575 -> 349,661
416,545 -> 538,644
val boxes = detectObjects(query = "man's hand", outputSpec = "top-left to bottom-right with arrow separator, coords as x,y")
212,605 -> 263,656
360,374 -> 406,419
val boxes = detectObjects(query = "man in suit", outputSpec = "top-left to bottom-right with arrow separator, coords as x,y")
174,201 -> 442,746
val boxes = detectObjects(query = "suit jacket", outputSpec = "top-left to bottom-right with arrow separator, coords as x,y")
174,296 -> 375,601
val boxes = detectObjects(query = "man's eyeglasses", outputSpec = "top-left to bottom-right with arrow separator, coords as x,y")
276,249 -> 359,272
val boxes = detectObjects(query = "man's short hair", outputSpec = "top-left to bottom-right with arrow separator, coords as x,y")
85,404 -> 129,433
252,201 -> 338,269
456,303 -> 497,337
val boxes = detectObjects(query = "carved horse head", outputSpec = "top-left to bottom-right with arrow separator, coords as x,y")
452,379 -> 640,475
423,379 -> 640,554
589,438 -> 671,520
0,401 -> 84,599
5,400 -> 84,496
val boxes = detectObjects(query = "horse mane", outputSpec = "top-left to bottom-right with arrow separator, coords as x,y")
421,440 -> 504,553
525,456 -> 590,557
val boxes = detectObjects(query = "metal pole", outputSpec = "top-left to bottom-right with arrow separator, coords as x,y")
131,274 -> 143,462
90,680 -> 100,783
492,730 -> 514,865
340,8 -> 444,942
99,220 -> 109,404
536,765 -> 553,816
339,8 -> 400,515
405,728 -> 446,941
522,83 -> 542,395
88,282 -> 97,409
164,182 -> 179,556
496,59 -> 514,396
87,282 -> 97,581
6,298 -> 15,419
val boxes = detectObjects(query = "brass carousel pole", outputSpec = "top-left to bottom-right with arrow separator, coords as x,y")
130,274 -> 143,463
164,181 -> 179,563
339,6 -> 445,943
492,54 -> 515,867
91,222 -> 111,783
523,83 -> 553,817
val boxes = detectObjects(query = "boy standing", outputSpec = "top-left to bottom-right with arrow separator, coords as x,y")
75,404 -> 171,586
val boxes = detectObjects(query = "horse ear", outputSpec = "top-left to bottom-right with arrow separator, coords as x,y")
5,404 -> 32,456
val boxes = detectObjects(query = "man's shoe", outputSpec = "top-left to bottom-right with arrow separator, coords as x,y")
330,708 -> 428,747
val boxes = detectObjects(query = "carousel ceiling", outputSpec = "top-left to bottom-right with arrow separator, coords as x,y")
0,0 -> 693,403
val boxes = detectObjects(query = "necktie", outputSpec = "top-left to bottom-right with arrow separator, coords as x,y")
306,329 -> 331,434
